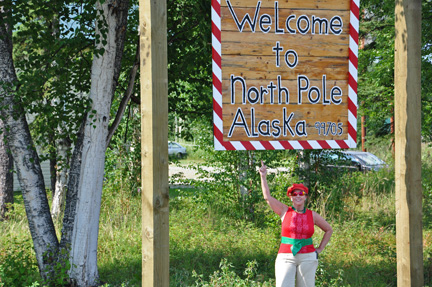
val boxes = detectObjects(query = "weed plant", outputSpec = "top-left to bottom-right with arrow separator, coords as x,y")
168,164 -> 401,286
98,172 -> 142,286
0,192 -> 41,286
167,139 -> 431,286
2,139 -> 432,286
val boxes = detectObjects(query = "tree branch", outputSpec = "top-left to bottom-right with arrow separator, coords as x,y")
129,93 -> 140,105
106,41 -> 139,146
111,0 -> 130,102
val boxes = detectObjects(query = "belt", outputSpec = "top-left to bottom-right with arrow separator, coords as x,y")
281,237 -> 313,256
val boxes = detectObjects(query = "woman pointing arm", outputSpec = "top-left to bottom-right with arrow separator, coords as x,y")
259,161 -> 333,287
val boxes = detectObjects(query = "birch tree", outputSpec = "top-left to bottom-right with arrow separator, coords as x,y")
1,0 -> 133,285
0,117 -> 13,219
0,1 -> 14,222
65,1 -> 130,284
0,3 -> 59,281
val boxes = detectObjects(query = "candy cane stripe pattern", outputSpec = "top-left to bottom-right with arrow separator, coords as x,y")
212,0 -> 360,150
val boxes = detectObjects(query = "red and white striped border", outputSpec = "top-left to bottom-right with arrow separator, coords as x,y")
212,0 -> 359,150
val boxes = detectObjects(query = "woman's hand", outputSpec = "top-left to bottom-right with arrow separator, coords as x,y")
259,160 -> 287,217
259,160 -> 267,177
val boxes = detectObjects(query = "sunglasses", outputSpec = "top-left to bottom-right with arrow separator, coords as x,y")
291,191 -> 306,197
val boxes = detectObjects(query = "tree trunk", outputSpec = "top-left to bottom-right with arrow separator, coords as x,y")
65,1 -> 130,285
1,0 -> 130,284
0,117 -> 13,220
51,137 -> 70,219
0,7 -> 59,280
50,151 -> 57,195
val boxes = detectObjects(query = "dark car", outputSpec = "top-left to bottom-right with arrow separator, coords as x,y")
320,150 -> 387,172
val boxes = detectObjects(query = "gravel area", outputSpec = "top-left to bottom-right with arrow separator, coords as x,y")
169,164 -> 199,180
169,164 -> 289,183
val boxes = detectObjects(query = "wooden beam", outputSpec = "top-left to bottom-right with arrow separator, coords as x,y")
394,0 -> 423,286
139,0 -> 169,286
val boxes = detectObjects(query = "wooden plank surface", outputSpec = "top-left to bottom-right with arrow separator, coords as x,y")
394,0 -> 423,286
221,8 -> 350,33
222,55 -> 349,80
223,79 -> 348,94
140,0 -> 169,286
219,0 -> 352,142
222,104 -> 347,141
221,0 -> 351,10
222,79 -> 348,104
222,32 -> 349,57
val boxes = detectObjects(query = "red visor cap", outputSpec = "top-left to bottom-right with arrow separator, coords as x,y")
287,183 -> 309,196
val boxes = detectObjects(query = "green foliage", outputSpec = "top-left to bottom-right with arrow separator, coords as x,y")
179,122 -> 295,223
42,247 -> 73,287
192,259 -> 274,287
0,237 -> 40,287
9,0 -> 142,185
169,187 -> 277,286
4,140 -> 432,286
12,0 -> 96,150
421,2 -> 432,141
423,146 -> 432,230
104,108 -> 141,196
358,0 -> 395,138
167,0 -> 212,140
98,166 -> 142,287
358,0 -> 432,141
316,164 -> 394,221
289,141 -> 395,218
315,263 -> 348,287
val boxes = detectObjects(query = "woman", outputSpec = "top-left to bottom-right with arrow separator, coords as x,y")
259,160 -> 332,287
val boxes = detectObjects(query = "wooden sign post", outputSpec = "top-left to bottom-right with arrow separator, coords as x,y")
212,0 -> 360,150
139,0 -> 169,286
394,0 -> 423,285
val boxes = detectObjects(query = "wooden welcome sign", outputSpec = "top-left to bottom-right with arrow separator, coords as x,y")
212,0 -> 360,150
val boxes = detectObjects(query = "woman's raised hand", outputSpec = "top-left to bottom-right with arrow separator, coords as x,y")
259,160 -> 267,177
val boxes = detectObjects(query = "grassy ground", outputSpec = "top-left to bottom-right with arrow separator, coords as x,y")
1,145 -> 432,286
168,185 -> 399,286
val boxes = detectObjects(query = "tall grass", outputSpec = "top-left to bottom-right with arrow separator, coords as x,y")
0,187 -> 143,287
168,167 -> 401,287
97,184 -> 141,286
1,141 -> 432,286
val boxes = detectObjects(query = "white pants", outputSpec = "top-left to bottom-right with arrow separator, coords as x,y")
275,252 -> 318,287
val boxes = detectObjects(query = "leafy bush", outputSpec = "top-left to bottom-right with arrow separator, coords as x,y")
316,262 -> 348,287
190,258 -> 348,287
104,109 -> 141,197
184,123 -> 296,223
42,247 -> 73,287
192,259 -> 274,287
0,237 -> 40,287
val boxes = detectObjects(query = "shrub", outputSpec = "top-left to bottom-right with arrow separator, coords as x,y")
192,258 -> 274,287
185,123 -> 296,223
0,237 -> 40,287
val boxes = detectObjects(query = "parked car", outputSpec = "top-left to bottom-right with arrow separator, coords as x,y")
168,142 -> 187,159
319,150 -> 387,172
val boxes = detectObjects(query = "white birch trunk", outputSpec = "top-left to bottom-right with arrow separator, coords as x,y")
0,7 -> 58,279
3,0 -> 130,284
68,1 -> 117,285
0,117 -> 13,219
51,138 -> 69,219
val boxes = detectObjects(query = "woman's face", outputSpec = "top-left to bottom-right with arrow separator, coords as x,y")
289,189 -> 307,205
